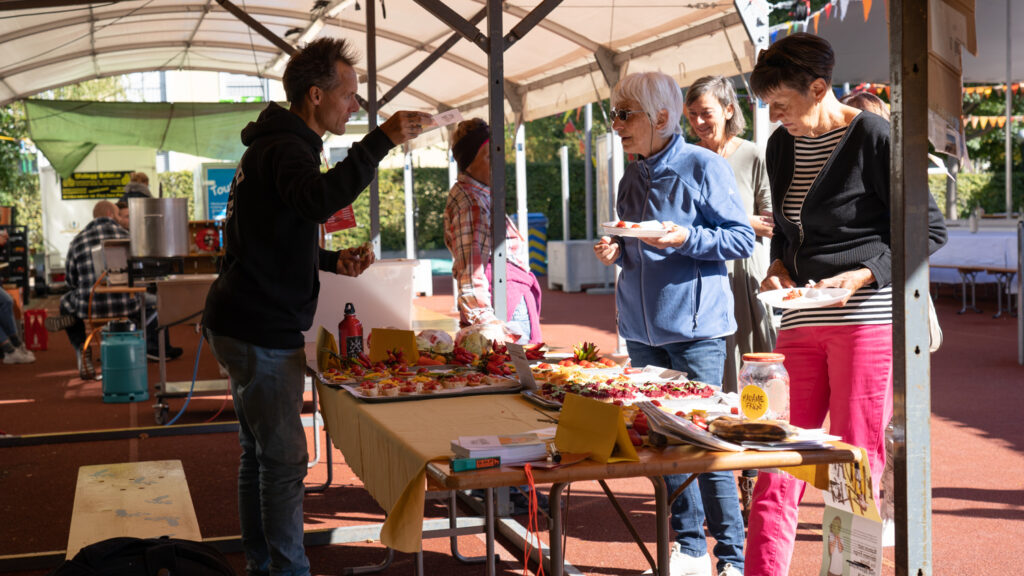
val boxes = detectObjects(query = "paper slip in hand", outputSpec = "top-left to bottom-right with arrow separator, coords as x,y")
425,109 -> 463,130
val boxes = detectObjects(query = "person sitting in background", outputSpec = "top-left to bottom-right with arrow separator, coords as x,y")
443,117 -> 542,344
0,229 -> 35,364
115,172 -> 152,229
45,200 -> 182,365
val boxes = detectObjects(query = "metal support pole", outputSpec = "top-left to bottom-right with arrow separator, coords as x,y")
516,123 -> 528,238
365,0 -> 382,258
1018,221 -> 1023,364
584,103 -> 594,240
404,151 -> 415,259
1006,0 -> 1014,219
889,0 -> 933,574
488,0 -> 507,321
560,145 -> 570,242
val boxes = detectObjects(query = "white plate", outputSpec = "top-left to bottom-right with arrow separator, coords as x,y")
601,220 -> 670,238
757,287 -> 851,310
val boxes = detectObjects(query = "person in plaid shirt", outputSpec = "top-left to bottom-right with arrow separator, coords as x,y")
47,200 -> 177,362
443,118 -> 542,343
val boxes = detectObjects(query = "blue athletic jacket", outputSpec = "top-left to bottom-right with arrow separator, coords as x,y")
615,133 -> 755,345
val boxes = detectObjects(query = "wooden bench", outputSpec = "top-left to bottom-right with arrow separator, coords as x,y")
66,460 -> 202,559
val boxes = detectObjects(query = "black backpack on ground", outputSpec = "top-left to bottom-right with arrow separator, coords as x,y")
50,536 -> 235,576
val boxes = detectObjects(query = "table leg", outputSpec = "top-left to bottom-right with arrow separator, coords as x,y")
341,548 -> 394,575
448,490 -> 487,564
596,479 -> 657,571
649,476 -> 671,576
957,270 -> 983,314
548,482 -> 568,576
485,487 -> 495,576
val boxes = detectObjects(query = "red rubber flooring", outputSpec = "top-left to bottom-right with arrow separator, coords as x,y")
1,277 -> 1021,575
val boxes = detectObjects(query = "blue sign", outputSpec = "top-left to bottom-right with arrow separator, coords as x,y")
206,167 -> 235,220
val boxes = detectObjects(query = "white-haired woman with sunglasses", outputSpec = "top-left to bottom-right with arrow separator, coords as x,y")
593,71 -> 754,576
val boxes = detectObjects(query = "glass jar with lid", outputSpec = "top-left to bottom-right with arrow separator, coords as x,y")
738,352 -> 790,421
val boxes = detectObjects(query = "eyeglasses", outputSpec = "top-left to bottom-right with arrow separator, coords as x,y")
610,108 -> 642,122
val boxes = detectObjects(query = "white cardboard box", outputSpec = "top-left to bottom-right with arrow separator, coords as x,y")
304,259 -> 417,342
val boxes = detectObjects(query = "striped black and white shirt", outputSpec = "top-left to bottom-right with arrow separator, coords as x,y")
780,125 -> 893,329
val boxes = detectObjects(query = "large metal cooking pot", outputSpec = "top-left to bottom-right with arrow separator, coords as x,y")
128,197 -> 189,257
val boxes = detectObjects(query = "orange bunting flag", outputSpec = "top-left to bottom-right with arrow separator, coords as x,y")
825,3 -> 832,18
997,117 -> 1007,128
969,116 -> 979,129
885,86 -> 891,98
985,88 -> 993,96
980,117 -> 989,129
864,0 -> 873,20
1014,83 -> 1021,94
814,13 -> 820,33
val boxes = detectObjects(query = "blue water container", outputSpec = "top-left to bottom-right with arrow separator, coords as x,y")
101,320 -> 149,403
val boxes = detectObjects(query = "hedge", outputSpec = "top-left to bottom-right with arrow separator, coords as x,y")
929,172 -> 1024,218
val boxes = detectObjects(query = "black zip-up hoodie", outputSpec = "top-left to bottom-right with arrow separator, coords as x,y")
767,111 -> 947,288
204,102 -> 393,348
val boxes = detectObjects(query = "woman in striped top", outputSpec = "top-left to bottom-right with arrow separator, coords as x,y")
742,33 -> 947,576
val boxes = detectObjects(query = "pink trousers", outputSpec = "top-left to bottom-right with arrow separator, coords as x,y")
744,323 -> 893,576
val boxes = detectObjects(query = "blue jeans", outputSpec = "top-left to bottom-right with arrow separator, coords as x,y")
626,338 -> 744,573
507,296 -> 532,344
205,328 -> 310,576
0,288 -> 16,344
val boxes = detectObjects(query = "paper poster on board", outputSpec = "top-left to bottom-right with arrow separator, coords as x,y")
819,459 -> 883,576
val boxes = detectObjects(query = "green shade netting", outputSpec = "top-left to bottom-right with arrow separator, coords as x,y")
24,99 -> 364,178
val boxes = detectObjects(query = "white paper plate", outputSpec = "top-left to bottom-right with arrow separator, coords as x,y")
601,220 -> 670,238
757,287 -> 850,310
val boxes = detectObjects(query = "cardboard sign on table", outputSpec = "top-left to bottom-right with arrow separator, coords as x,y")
316,326 -> 341,373
554,393 -> 638,463
368,328 -> 419,363
505,342 -> 536,390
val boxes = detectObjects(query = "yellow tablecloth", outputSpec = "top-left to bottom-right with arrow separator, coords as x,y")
315,384 -> 545,552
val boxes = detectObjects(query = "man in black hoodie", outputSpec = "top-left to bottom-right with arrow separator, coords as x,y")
203,38 -> 429,576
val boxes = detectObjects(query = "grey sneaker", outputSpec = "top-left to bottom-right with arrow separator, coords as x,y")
2,346 -> 35,364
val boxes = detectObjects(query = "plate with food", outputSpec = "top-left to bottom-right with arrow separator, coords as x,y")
757,286 -> 850,310
601,220 -> 672,238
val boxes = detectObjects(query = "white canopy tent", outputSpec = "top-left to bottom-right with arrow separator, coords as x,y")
0,0 -> 759,124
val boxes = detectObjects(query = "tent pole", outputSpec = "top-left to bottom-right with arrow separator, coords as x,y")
516,123 -> 528,242
1007,0 -> 1013,219
488,0 -> 507,321
404,151 -> 415,259
367,0 -> 380,258
889,0 -> 933,574
585,103 -> 594,240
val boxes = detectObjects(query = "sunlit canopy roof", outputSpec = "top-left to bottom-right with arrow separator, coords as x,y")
0,1 -> 758,123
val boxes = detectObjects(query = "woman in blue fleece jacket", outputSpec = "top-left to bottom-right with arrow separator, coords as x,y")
594,71 -> 754,576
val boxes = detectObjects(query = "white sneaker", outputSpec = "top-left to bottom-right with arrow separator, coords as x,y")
17,345 -> 35,362
3,346 -> 35,364
669,544 -> 712,576
719,563 -> 743,576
